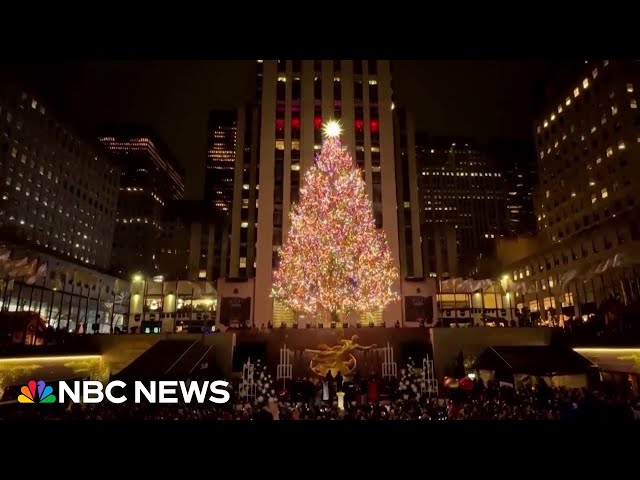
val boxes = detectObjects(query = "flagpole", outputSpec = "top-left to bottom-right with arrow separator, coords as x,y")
68,273 -> 75,331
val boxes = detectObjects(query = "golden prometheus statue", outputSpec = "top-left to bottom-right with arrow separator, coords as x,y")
305,335 -> 376,377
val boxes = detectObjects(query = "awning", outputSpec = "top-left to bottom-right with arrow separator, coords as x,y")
474,345 -> 596,376
574,348 -> 640,375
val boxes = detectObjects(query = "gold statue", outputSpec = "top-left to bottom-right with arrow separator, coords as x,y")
305,335 -> 376,377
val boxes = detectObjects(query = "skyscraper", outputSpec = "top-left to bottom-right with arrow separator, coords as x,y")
219,60 -> 433,328
205,111 -> 237,212
489,139 -> 538,237
504,60 -> 640,316
98,127 -> 185,278
0,81 -> 120,269
416,136 -> 506,278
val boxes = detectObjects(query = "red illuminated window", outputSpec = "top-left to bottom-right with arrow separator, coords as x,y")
314,116 -> 322,129
291,117 -> 300,129
355,119 -> 364,131
370,119 -> 379,132
276,119 -> 285,131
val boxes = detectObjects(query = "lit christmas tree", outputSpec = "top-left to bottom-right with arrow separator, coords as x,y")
272,120 -> 399,321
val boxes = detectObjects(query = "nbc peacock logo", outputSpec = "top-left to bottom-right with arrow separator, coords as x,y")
18,380 -> 56,404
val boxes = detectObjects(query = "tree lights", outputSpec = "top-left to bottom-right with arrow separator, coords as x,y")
272,121 -> 399,320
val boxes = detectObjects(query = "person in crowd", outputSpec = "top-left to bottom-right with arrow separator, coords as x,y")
335,371 -> 344,393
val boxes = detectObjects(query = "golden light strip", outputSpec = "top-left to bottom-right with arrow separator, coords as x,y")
0,355 -> 102,363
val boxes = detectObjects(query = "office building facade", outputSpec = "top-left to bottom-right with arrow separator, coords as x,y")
504,60 -> 640,317
0,82 -> 120,270
417,136 -> 506,278
98,128 -> 185,279
489,139 -> 538,237
219,60 -> 433,328
205,111 -> 237,212
158,200 -> 229,283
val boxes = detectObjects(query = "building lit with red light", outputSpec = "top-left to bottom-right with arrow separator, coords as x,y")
98,128 -> 185,279
219,60 -> 434,329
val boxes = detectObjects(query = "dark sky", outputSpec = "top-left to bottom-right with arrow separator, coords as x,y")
4,60 -> 555,198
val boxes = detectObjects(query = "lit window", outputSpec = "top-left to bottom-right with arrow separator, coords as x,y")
545,190 -> 550,198
592,68 -> 598,79
596,157 -> 602,164
554,141 -> 559,148
601,188 -> 608,199
198,270 -> 207,279
583,78 -> 589,89
241,221 -> 248,228
628,83 -> 634,93
291,140 -> 300,150
601,114 -> 607,125
571,191 -> 576,197
619,141 -> 626,150
536,126 -> 541,133
612,105 -> 618,115
543,120 -> 548,128
591,126 -> 596,133
574,87 -> 580,98
291,163 -> 300,171
631,99 -> 637,109
277,76 -> 287,82
607,147 -> 613,157
368,79 -> 377,86
275,140 -> 285,150
371,146 -> 380,153
11,147 -> 17,158
604,60 -> 609,66
550,114 -> 556,121
257,60 -> 263,63
558,105 -> 563,114
589,180 -> 596,187
239,257 -> 247,269
31,99 -> 37,109
243,184 -> 249,190
566,97 -> 571,106
591,194 -> 597,204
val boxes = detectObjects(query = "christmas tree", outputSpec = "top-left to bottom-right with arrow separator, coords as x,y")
272,120 -> 399,321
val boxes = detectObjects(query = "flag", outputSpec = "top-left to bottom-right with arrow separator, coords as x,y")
25,262 -> 47,285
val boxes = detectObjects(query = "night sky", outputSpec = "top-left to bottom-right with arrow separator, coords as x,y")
3,60 -> 557,198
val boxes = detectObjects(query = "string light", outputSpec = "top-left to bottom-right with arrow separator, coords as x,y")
272,131 -> 399,317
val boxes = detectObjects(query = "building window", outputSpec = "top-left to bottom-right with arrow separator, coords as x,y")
601,188 -> 608,199
592,68 -> 598,79
198,270 -> 206,279
628,83 -> 634,93
239,257 -> 247,268
631,99 -> 637,109
591,194 -> 597,204
607,147 -> 613,157
574,87 -> 580,98
611,105 -> 618,115
583,78 -> 589,89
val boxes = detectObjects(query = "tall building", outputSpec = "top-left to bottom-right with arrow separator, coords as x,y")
504,60 -> 640,316
393,107 -> 425,279
220,60 -> 433,328
158,200 -> 229,282
0,81 -> 120,269
489,139 -> 538,237
416,136 -> 506,278
205,111 -> 237,212
98,127 -> 185,279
